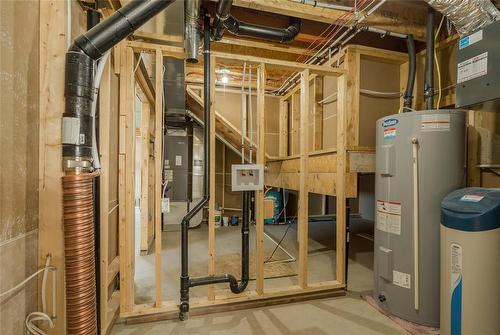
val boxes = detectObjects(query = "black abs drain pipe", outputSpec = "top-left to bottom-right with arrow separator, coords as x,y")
179,12 -> 249,321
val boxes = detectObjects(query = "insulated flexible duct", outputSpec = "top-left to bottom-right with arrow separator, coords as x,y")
425,0 -> 499,36
63,1 -> 174,334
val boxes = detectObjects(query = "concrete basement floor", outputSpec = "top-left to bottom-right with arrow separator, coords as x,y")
114,217 -> 409,334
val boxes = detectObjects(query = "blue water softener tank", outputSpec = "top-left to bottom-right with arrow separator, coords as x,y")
440,188 -> 500,335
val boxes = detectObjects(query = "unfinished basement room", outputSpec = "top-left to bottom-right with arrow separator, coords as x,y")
1,0 -> 500,334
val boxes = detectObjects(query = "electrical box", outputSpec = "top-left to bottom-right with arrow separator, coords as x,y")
456,20 -> 500,112
231,164 -> 264,191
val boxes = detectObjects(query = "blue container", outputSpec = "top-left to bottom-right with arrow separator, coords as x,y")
264,191 -> 282,224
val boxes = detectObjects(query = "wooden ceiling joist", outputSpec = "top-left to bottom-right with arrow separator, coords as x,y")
232,0 -> 426,40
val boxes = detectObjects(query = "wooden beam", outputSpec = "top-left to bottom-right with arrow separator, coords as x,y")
335,74 -> 347,285
213,51 -> 345,77
38,1 -> 67,333
216,36 -> 311,56
133,30 -> 183,44
121,282 -> 344,319
154,50 -> 163,307
232,0 -> 426,40
255,63 -> 266,295
126,40 -> 185,59
298,69 -> 310,289
313,76 -> 323,151
208,54 -> 217,300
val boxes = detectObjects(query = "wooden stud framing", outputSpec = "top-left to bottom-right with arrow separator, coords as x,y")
335,74 -> 347,285
38,1 -> 67,333
290,93 -> 300,156
118,45 -> 136,313
313,76 -> 323,151
113,44 -> 348,320
208,55 -> 217,300
154,49 -> 163,307
255,63 -> 266,295
140,101 -> 151,255
344,49 -> 360,148
99,55 -> 112,332
212,51 -> 346,77
298,69 -> 310,288
278,98 -> 288,157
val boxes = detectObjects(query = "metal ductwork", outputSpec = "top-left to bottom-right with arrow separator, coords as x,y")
425,0 -> 500,36
212,0 -> 301,42
63,1 -> 174,333
185,0 -> 201,63
164,57 -> 187,126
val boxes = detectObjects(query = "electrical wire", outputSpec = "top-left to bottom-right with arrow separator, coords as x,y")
0,255 -> 56,335
264,189 -> 300,264
434,16 -> 445,109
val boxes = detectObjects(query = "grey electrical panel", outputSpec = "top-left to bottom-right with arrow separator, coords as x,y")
456,20 -> 500,112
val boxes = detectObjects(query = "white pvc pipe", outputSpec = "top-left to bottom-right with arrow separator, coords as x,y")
91,52 -> 110,170
248,65 -> 253,163
412,137 -> 420,310
241,62 -> 247,164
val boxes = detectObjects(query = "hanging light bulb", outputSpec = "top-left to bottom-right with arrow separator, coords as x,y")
220,68 -> 230,85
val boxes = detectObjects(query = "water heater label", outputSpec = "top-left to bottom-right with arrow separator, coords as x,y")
457,52 -> 488,84
376,200 -> 401,235
421,114 -> 450,131
383,128 -> 397,140
393,270 -> 411,289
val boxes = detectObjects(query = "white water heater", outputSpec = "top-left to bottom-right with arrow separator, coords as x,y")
374,110 -> 466,326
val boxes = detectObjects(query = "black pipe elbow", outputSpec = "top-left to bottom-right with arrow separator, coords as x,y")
281,17 -> 301,43
403,34 -> 416,109
224,16 -> 301,43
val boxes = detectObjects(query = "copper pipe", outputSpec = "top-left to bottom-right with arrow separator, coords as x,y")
63,172 -> 98,335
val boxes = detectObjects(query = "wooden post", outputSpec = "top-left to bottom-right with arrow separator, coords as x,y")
335,74 -> 347,285
118,45 -> 136,313
344,49 -> 360,148
38,1 -> 67,332
255,63 -> 266,294
154,49 -> 163,307
298,69 -> 310,288
208,55 -> 217,300
99,55 -> 112,331
313,76 -> 323,151
278,98 -> 289,157
291,93 -> 300,155
222,145 -> 226,212
140,101 -> 151,254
